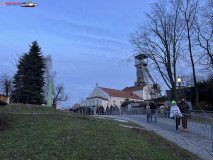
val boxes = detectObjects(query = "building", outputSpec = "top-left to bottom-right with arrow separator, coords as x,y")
0,94 -> 10,104
123,85 -> 152,100
85,83 -> 143,110
83,54 -> 156,110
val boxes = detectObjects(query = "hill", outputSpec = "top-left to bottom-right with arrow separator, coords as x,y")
0,104 -> 200,160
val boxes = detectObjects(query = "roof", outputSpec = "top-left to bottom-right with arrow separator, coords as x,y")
72,104 -> 80,109
100,87 -> 143,100
123,84 -> 146,92
87,97 -> 108,101
0,94 -> 7,97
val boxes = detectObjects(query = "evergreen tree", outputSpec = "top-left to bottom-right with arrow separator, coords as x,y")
12,41 -> 46,104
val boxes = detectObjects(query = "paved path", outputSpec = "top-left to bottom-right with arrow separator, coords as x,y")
94,115 -> 213,160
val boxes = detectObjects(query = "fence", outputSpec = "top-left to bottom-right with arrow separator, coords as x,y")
189,109 -> 213,118
120,107 -> 213,152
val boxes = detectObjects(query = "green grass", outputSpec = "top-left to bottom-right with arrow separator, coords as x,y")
0,104 -> 201,160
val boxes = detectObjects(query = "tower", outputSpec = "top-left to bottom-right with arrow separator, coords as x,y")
134,54 -> 148,87
134,54 -> 160,99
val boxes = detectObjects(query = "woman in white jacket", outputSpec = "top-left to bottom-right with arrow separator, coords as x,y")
170,101 -> 183,131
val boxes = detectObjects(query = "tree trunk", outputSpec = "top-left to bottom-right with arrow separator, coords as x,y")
171,82 -> 178,102
186,21 -> 201,109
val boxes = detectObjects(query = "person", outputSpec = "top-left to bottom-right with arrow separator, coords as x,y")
106,106 -> 110,115
150,101 -> 157,122
146,102 -> 151,122
115,105 -> 119,115
101,105 -> 104,115
96,106 -> 99,115
178,97 -> 189,132
170,101 -> 183,132
110,105 -> 113,115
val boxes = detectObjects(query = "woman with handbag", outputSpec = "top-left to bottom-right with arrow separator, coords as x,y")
170,101 -> 183,132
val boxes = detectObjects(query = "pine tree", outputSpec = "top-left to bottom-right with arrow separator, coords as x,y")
12,41 -> 46,104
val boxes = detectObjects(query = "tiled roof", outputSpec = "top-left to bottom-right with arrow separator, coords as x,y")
123,84 -> 146,92
100,87 -> 143,100
72,104 -> 80,109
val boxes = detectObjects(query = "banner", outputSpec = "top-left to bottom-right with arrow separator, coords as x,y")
47,81 -> 53,107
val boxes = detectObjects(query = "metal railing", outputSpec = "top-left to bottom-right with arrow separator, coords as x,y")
120,107 -> 213,152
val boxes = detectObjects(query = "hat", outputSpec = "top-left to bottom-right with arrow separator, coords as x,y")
172,101 -> 176,104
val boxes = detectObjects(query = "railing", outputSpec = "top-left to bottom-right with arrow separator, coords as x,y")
120,107 -> 213,152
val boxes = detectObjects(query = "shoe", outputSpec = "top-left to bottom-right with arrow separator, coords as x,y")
184,128 -> 188,132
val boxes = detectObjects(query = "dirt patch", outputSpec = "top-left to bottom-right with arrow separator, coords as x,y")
0,116 -> 11,131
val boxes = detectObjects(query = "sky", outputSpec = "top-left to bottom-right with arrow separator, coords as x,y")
0,0 -> 157,107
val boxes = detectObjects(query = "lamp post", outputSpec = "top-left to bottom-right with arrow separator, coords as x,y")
177,76 -> 182,102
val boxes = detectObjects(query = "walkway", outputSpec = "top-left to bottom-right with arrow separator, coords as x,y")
94,115 -> 213,160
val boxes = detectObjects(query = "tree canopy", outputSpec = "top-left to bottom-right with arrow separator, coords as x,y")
12,41 -> 46,104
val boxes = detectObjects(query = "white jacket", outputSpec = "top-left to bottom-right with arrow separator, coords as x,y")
170,105 -> 183,118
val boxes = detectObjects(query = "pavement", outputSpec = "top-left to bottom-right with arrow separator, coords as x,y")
94,114 -> 213,160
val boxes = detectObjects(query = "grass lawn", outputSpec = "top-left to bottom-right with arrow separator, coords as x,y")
0,104 -> 201,160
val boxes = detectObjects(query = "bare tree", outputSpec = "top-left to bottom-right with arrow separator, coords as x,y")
130,0 -> 185,101
52,84 -> 68,106
181,0 -> 201,108
79,97 -> 85,106
43,55 -> 56,98
0,73 -> 13,96
196,0 -> 213,69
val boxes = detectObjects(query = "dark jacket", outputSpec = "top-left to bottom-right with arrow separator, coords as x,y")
150,103 -> 156,114
178,102 -> 189,114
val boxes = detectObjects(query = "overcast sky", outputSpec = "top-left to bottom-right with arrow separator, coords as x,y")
0,0 -> 158,107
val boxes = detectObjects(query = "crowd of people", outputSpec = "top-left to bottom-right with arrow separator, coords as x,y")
70,97 -> 190,132
145,97 -> 189,132
69,105 -> 120,115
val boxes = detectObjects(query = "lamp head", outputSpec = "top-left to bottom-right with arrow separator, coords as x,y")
177,77 -> 181,83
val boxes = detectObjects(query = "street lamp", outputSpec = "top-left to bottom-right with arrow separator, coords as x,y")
177,77 -> 181,84
177,76 -> 181,101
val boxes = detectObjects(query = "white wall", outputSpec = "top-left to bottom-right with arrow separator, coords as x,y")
110,96 -> 143,108
143,85 -> 152,100
132,90 -> 143,99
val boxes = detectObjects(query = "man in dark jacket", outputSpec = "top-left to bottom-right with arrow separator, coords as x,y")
178,97 -> 189,132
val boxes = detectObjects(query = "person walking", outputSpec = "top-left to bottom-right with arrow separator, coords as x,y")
170,101 -> 183,132
178,97 -> 189,132
150,101 -> 157,122
146,102 -> 151,122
